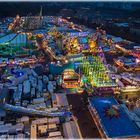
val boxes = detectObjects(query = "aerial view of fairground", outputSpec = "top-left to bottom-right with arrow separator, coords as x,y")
0,1 -> 140,139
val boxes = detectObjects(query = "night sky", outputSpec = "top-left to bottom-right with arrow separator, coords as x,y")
0,2 -> 140,17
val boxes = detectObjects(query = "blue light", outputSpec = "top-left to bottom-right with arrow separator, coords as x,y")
99,100 -> 111,104
19,72 -> 22,76
63,111 -> 72,117
15,71 -> 24,77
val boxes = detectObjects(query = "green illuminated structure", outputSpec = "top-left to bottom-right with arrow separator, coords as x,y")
81,56 -> 115,87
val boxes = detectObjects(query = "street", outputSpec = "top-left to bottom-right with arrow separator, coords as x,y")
67,94 -> 101,138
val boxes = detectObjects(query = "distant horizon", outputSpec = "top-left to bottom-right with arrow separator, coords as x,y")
0,2 -> 140,18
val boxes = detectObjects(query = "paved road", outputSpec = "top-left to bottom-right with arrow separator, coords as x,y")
67,94 -> 101,138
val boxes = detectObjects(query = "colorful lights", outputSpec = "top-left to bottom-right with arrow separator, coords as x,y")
64,35 -> 98,54
81,56 -> 116,87
136,58 -> 140,63
62,69 -> 80,89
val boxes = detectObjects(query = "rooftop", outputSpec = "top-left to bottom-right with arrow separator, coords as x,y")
89,97 -> 140,138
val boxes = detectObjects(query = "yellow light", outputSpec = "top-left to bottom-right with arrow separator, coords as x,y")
115,44 -> 120,48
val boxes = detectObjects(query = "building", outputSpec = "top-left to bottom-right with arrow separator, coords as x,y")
62,121 -> 81,138
31,124 -> 37,139
33,97 -> 45,104
48,131 -> 62,138
17,116 -> 29,124
31,117 -> 61,139
32,117 -> 60,125
0,123 -> 24,134
88,97 -> 140,138
23,80 -> 31,94
52,93 -> 69,108
8,73 -> 28,86
23,7 -> 43,30
62,69 -> 80,89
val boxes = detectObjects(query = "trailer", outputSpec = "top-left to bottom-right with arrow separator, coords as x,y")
31,88 -> 35,98
23,80 -> 31,94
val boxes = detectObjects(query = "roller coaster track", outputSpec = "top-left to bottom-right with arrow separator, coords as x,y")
4,103 -> 72,117
0,32 -> 12,39
46,47 -> 64,61
0,33 -> 19,45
